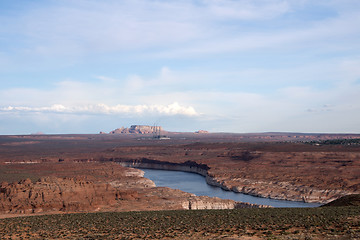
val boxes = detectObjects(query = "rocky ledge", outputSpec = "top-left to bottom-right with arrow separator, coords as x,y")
206,175 -> 354,204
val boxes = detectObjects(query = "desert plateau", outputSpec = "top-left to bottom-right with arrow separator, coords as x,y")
0,128 -> 360,239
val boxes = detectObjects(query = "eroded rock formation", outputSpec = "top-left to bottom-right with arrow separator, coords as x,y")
0,163 -> 267,216
0,177 -> 118,214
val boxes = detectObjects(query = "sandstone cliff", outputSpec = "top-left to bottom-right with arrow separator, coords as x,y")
206,175 -> 353,204
0,177 -> 118,214
182,196 -> 268,210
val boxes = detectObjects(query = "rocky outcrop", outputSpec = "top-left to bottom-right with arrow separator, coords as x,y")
181,196 -> 268,210
109,125 -> 164,134
184,197 -> 235,210
207,177 -> 354,204
0,177 -> 119,214
133,187 -> 269,211
206,175 -> 357,204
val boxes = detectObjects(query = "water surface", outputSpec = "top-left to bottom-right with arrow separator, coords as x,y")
141,168 -> 321,208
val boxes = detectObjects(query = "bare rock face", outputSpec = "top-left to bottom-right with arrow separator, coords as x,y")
110,127 -> 128,134
0,177 -> 118,214
136,187 -> 270,211
182,196 -> 268,210
207,175 -> 357,204
109,125 -> 164,134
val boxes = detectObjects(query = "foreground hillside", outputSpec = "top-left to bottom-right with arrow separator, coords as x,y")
322,194 -> 360,207
0,207 -> 359,239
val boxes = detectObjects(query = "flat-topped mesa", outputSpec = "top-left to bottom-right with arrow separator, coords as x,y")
108,125 -> 164,134
103,125 -> 210,135
195,130 -> 209,134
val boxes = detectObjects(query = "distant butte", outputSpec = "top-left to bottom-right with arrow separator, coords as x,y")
195,130 -> 209,134
102,125 -> 209,134
106,125 -> 164,134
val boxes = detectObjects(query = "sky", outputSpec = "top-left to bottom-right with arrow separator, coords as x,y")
0,0 -> 360,134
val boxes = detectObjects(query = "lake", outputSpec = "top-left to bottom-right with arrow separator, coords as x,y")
141,168 -> 322,208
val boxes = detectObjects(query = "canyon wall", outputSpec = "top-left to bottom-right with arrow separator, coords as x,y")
0,163 -> 267,216
116,158 -> 354,204
206,176 -> 352,204
0,177 -> 119,214
117,158 -> 209,177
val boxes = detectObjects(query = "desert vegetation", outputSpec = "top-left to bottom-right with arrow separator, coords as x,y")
308,138 -> 360,146
0,207 -> 359,239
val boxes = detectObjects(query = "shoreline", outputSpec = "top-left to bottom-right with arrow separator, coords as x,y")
115,158 -> 327,205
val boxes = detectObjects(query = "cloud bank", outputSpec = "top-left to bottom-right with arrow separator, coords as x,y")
0,102 -> 198,116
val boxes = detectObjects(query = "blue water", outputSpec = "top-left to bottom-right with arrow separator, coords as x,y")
141,168 -> 322,208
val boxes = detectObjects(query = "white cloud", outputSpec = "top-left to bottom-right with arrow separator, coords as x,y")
0,102 -> 198,117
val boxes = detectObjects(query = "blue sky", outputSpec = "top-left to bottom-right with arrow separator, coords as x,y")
1,0 -> 360,134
